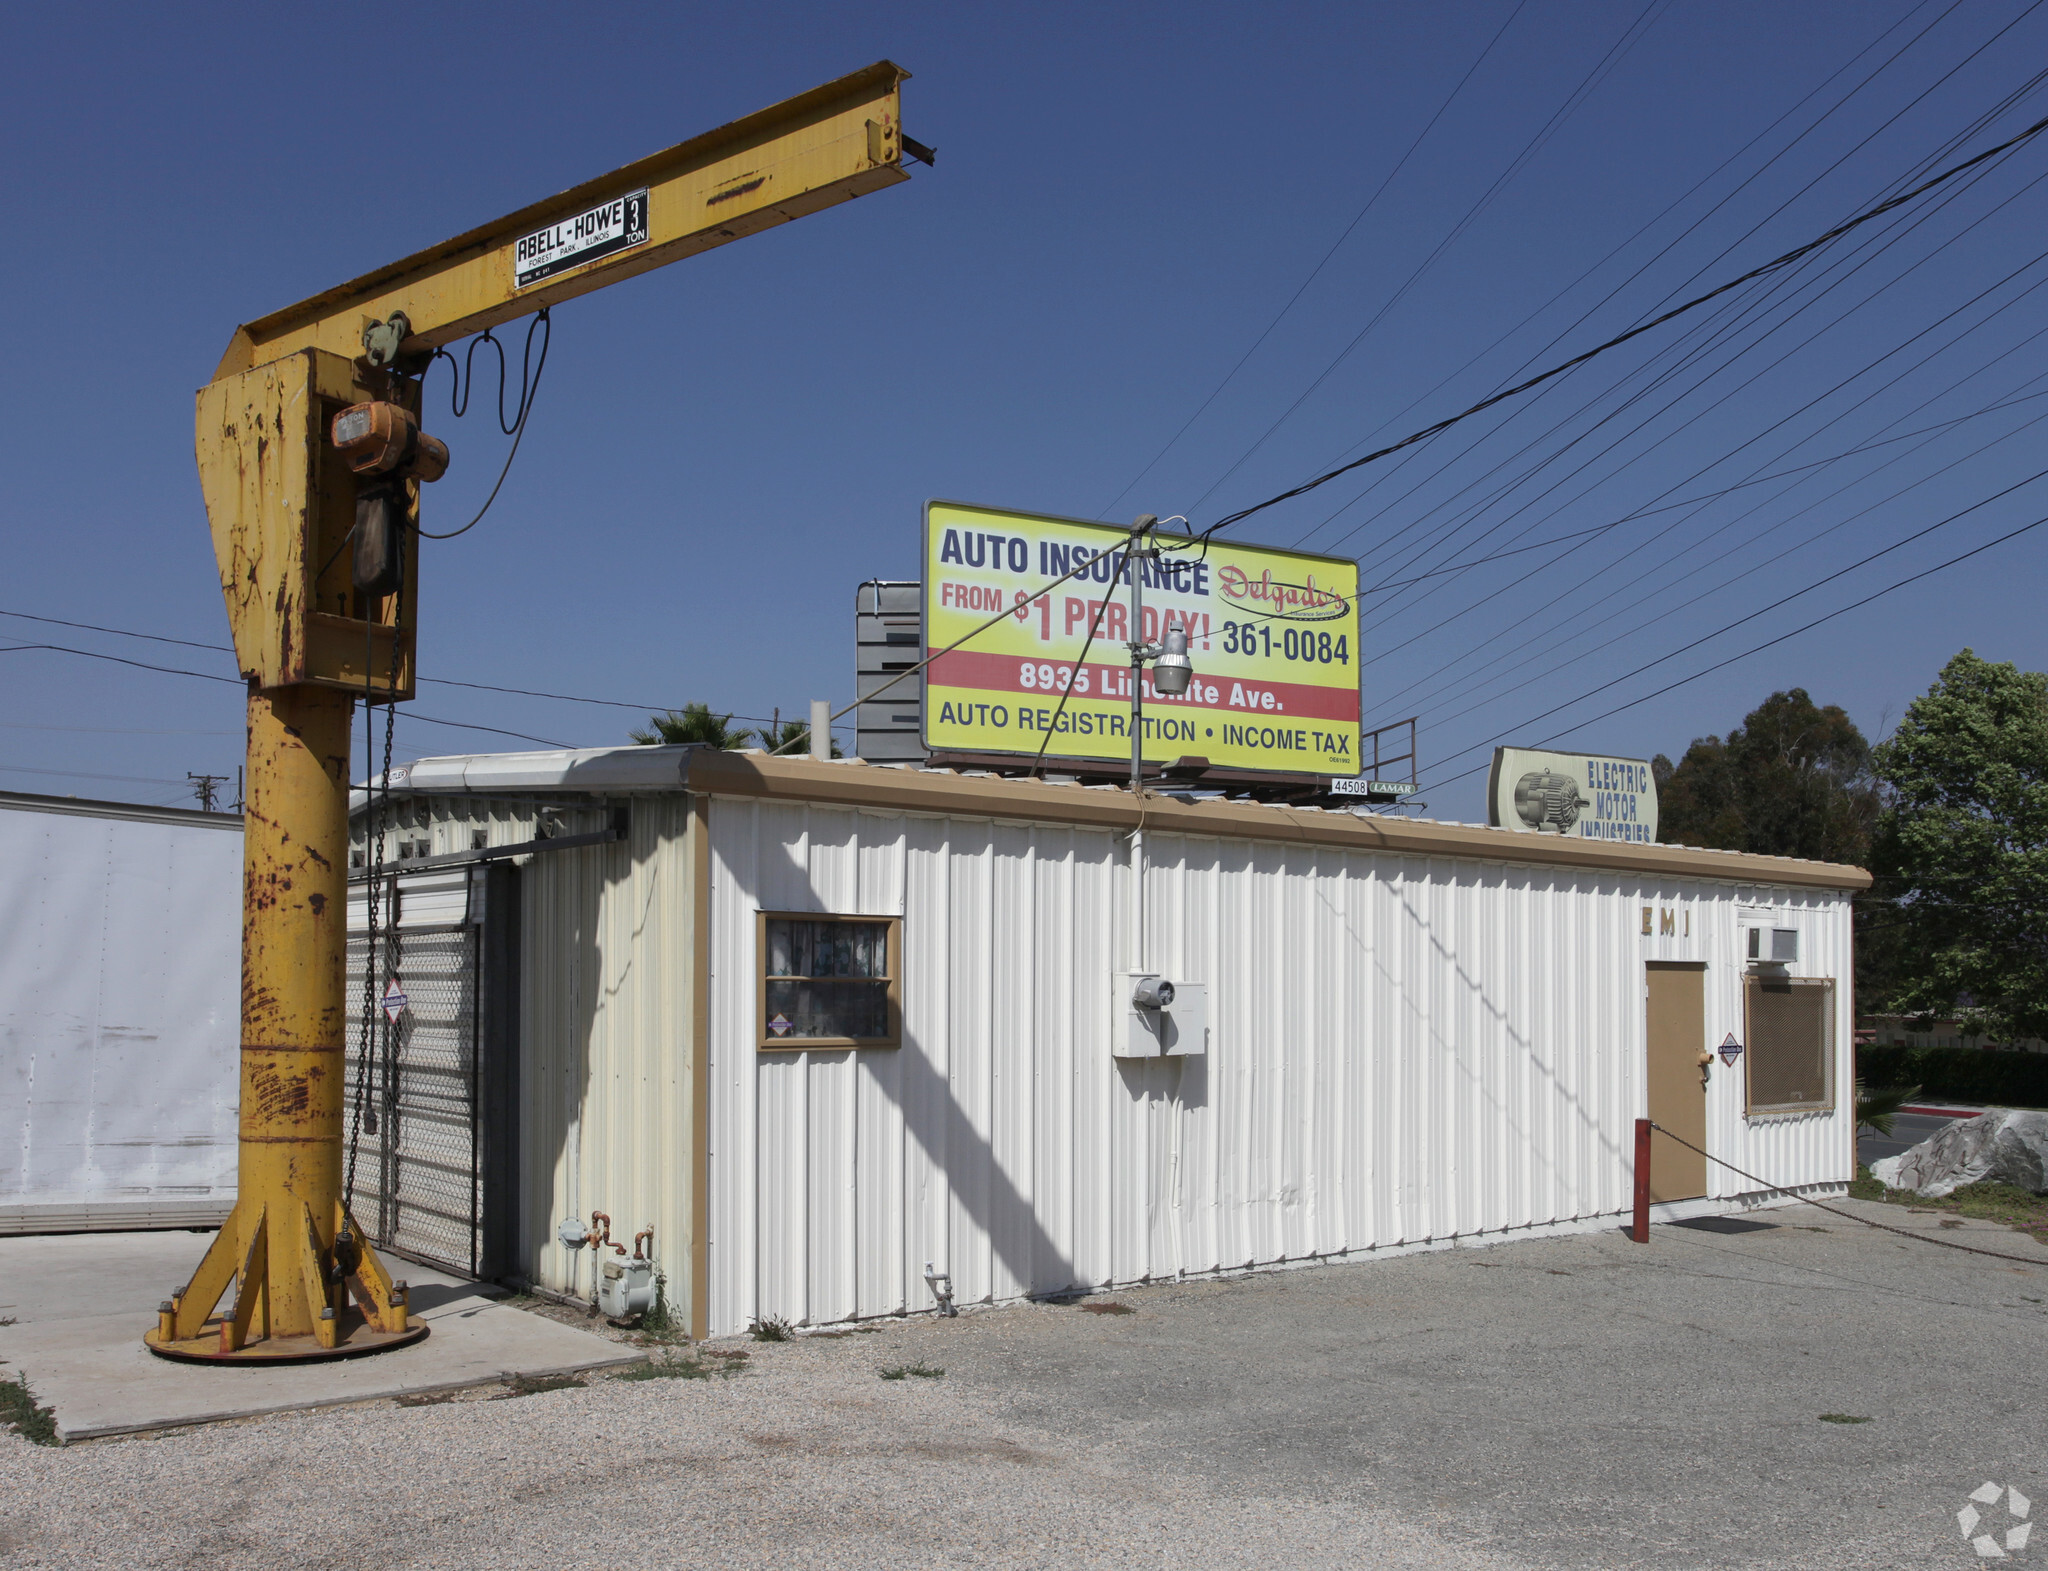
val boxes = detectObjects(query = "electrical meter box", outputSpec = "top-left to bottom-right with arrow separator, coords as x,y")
1117,973 -> 1207,1059
597,1255 -> 656,1319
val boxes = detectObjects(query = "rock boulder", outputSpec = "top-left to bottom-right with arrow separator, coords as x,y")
1870,1109 -> 2048,1197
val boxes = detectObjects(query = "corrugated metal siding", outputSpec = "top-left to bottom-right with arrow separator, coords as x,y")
515,796 -> 694,1299
351,793 -> 701,1306
709,801 -> 1856,1335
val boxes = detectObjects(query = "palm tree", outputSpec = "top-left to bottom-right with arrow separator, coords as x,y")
1854,1079 -> 1921,1139
758,717 -> 842,758
629,702 -> 753,748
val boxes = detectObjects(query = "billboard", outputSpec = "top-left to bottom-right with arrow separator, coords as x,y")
1487,747 -> 1659,843
922,500 -> 1361,777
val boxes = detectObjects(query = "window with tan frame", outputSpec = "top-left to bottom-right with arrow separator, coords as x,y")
757,913 -> 901,1050
1744,975 -> 1835,1114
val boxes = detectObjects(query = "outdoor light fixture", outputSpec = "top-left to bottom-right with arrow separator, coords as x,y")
1151,623 -> 1194,696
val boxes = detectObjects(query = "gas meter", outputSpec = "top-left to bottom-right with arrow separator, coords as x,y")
598,1255 -> 657,1319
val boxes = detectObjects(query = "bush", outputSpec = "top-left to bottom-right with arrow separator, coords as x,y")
1856,1046 -> 2048,1109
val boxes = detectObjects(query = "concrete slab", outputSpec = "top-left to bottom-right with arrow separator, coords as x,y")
0,1230 -> 641,1441
0,1228 -> 229,1324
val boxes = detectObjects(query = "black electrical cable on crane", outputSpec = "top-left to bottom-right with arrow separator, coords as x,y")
417,309 -> 552,540
1194,108 -> 2048,544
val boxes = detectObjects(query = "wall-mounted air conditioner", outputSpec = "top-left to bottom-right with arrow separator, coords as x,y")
1746,927 -> 1798,966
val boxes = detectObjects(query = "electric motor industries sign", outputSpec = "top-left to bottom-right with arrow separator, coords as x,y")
1487,746 -> 1660,843
922,500 -> 1361,777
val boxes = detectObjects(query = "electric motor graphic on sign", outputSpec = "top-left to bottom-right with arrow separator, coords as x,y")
920,500 -> 1361,776
1488,745 -> 1661,843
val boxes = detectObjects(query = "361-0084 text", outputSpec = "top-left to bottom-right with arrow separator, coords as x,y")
1219,620 -> 1349,665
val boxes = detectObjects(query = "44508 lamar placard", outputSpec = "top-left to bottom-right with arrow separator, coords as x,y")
922,501 -> 1361,777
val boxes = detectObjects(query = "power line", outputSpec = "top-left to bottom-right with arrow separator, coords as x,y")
1287,0 -> 1969,553
0,642 -> 572,747
1325,33 -> 2048,594
1185,0 -> 1675,521
0,608 -> 795,725
1351,382 -> 2048,602
1421,502 -> 2048,791
1196,106 -> 2048,542
1400,391 -> 2048,734
1357,176 -> 2048,703
0,719 -> 242,736
0,642 -> 243,685
1096,0 -> 1529,518
1365,264 -> 2048,723
1280,118 -> 2040,595
0,762 -> 198,788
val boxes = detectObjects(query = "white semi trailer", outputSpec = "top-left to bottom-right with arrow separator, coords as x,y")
0,790 -> 240,1233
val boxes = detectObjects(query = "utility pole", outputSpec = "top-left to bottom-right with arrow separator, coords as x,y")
151,63 -> 925,1365
1126,517 -> 1156,797
186,773 -> 231,812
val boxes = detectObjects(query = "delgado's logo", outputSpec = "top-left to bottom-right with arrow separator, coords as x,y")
1217,566 -> 1350,622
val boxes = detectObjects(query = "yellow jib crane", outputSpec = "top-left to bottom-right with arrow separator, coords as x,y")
151,63 -> 923,1361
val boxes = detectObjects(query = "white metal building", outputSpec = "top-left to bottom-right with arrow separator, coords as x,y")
1,791 -> 242,1234
347,746 -> 1866,1338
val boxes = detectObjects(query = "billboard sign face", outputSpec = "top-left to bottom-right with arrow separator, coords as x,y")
1487,746 -> 1659,843
922,501 -> 1361,777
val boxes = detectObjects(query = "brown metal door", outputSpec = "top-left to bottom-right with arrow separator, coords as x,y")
1645,964 -> 1708,1201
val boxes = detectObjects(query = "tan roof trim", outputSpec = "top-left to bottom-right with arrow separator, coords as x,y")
682,752 -> 1871,892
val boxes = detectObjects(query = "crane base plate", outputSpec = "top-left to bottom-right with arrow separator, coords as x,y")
145,1320 -> 429,1365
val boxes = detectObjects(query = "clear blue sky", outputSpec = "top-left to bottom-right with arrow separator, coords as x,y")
4,1 -> 2044,822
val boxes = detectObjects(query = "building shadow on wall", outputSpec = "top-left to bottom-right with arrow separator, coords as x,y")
871,1026 -> 1083,1308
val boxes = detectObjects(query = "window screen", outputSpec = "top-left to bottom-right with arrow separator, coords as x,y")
759,915 -> 899,1047
1745,976 -> 1835,1113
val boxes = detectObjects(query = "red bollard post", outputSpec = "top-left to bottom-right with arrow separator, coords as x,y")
1632,1117 -> 1652,1243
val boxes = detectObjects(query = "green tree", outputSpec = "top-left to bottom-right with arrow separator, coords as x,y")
1652,687 -> 1881,863
630,702 -> 753,749
758,718 -> 842,758
1869,649 -> 2048,1042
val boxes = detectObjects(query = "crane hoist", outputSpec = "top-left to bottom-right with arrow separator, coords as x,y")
150,62 -> 925,1362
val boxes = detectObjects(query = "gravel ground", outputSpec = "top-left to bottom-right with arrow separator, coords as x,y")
3,1198 -> 2043,1570
0,1329 -> 1505,1571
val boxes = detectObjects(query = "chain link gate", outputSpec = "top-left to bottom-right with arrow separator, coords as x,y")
345,877 -> 484,1278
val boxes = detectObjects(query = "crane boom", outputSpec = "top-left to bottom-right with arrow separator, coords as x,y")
213,61 -> 911,381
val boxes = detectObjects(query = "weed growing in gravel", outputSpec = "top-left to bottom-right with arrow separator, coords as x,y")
879,1363 -> 944,1380
1818,1414 -> 1873,1424
492,1373 -> 586,1400
393,1390 -> 463,1408
612,1353 -> 738,1382
750,1317 -> 794,1342
1079,1301 -> 1133,1316
1,1374 -> 57,1446
1850,1167 -> 2048,1246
